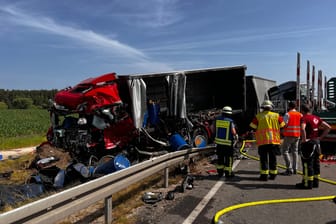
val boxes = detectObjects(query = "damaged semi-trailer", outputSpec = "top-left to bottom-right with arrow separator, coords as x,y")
44,65 -> 269,166
117,65 -> 252,151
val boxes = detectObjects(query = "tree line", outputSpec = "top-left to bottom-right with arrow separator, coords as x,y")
0,89 -> 58,109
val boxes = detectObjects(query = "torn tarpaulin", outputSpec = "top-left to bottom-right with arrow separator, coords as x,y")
0,183 -> 45,208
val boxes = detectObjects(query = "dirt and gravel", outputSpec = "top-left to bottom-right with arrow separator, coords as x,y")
130,156 -> 216,224
33,144 -> 73,168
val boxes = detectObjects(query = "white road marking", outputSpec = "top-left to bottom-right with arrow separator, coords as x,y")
182,159 -> 240,224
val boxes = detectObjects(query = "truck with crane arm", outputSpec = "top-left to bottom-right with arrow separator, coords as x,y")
268,75 -> 336,158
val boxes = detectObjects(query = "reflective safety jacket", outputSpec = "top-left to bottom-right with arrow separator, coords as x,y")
250,111 -> 285,146
283,110 -> 302,137
214,116 -> 235,146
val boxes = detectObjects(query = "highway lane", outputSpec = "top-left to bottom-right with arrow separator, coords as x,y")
142,147 -> 336,224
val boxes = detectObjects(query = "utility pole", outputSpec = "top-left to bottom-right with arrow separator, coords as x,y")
306,60 -> 310,103
318,70 -> 322,111
296,52 -> 300,110
324,75 -> 327,109
312,65 -> 315,110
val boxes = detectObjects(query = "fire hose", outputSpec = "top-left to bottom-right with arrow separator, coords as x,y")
212,140 -> 336,224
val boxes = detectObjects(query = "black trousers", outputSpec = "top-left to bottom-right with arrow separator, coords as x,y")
216,144 -> 234,174
300,140 -> 320,182
258,144 -> 278,175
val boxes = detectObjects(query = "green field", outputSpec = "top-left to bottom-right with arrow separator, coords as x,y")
0,109 -> 50,150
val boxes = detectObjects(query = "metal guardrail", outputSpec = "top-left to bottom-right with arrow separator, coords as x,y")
0,146 -> 215,224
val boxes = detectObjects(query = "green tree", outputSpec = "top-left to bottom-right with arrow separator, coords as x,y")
0,89 -> 57,109
12,97 -> 34,109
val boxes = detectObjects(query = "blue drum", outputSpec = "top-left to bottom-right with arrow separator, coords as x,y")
193,135 -> 207,148
94,154 -> 131,174
113,154 -> 131,171
147,102 -> 160,126
169,133 -> 190,151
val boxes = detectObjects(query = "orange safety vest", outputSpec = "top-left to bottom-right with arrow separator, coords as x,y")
250,111 -> 285,146
283,110 -> 302,137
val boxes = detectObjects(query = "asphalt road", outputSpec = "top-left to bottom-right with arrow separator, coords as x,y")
140,146 -> 336,224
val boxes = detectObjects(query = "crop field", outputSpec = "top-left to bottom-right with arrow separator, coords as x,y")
0,109 -> 50,150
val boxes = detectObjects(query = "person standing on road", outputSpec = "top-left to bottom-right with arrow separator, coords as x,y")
249,100 -> 285,181
281,101 -> 302,175
295,104 -> 331,189
214,106 -> 238,179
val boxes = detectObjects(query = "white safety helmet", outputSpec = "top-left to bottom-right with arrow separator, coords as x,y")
261,100 -> 274,109
222,106 -> 233,114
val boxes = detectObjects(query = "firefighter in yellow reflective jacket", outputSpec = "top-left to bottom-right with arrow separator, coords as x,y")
214,106 -> 238,178
249,100 -> 285,181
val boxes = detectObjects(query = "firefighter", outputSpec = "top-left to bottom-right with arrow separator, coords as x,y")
281,101 -> 302,175
296,104 -> 331,189
250,100 -> 285,181
214,106 -> 238,178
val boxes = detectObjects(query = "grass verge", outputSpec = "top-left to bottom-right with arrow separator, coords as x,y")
0,135 -> 46,150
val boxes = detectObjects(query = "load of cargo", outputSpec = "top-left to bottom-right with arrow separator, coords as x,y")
41,65 -> 276,168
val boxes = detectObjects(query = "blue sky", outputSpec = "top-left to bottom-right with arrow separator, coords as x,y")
0,0 -> 336,90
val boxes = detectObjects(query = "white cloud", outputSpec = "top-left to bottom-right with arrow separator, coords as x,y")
1,6 -> 148,59
113,0 -> 183,28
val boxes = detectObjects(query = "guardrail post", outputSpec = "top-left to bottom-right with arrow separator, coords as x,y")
105,195 -> 113,224
164,167 -> 169,188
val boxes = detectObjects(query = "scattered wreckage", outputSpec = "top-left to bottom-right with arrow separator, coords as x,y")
1,65 -> 276,209
44,65 -> 270,165
39,66 -> 251,169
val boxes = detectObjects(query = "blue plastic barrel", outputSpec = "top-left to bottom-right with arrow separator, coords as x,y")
193,135 -> 207,148
147,103 -> 160,126
169,134 -> 190,151
113,154 -> 131,171
94,154 -> 130,174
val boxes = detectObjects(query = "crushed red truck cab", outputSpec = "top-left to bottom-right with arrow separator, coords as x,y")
54,73 -> 121,113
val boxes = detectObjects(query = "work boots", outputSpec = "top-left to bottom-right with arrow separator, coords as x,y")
313,178 -> 319,188
217,169 -> 224,178
295,180 -> 313,189
259,174 -> 268,181
269,174 -> 277,180
281,169 -> 293,176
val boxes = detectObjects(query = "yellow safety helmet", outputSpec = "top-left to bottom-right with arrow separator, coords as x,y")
222,106 -> 233,114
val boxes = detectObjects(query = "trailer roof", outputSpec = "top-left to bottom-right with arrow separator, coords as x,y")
246,75 -> 277,84
117,65 -> 247,79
